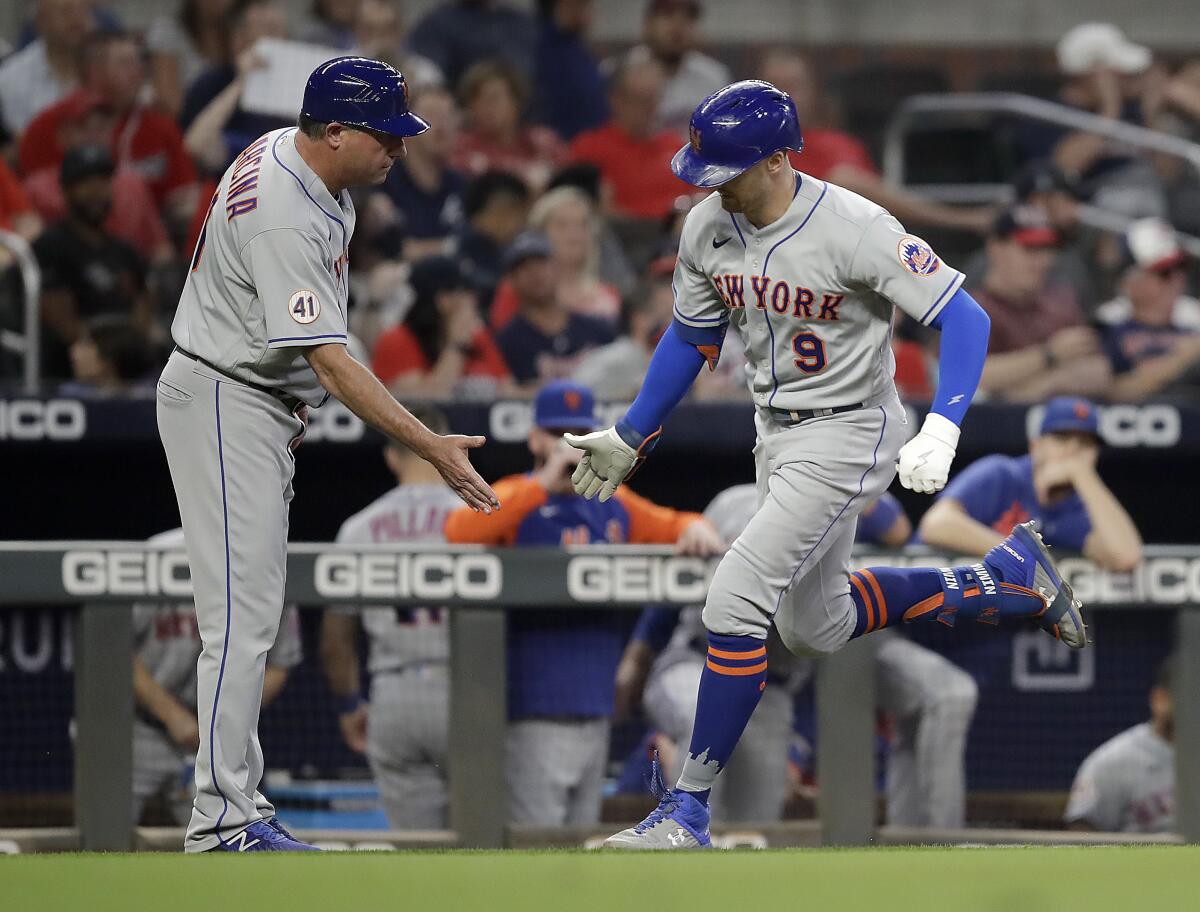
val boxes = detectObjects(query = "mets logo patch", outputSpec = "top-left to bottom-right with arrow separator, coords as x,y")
897,236 -> 940,277
690,125 -> 702,153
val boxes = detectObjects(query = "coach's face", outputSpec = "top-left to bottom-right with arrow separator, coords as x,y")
336,124 -> 408,185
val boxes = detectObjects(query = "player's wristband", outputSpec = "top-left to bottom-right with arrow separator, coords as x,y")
337,693 -> 366,715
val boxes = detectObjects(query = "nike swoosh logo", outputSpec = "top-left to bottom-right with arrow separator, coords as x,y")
712,236 -> 731,248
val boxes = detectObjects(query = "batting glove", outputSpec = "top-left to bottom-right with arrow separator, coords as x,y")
897,412 -> 960,494
564,424 -> 657,502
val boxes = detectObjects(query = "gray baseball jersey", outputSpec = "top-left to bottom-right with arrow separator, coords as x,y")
135,528 -> 303,708
1064,722 -> 1174,833
171,127 -> 356,407
333,483 -> 461,673
672,173 -> 963,410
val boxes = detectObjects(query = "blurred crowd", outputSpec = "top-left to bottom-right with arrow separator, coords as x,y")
1,1 -> 1200,408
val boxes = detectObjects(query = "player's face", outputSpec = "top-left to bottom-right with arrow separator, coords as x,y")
716,160 -> 768,214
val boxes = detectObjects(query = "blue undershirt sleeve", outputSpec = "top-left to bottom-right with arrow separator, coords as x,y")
617,318 -> 725,446
927,287 -> 990,427
630,606 -> 682,653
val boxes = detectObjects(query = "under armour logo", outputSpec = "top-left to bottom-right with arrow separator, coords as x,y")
948,394 -> 964,405
667,827 -> 689,846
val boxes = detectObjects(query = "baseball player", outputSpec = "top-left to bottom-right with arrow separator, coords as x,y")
564,81 -> 1086,849
625,486 -> 977,828
157,57 -> 499,853
1064,654 -> 1176,833
320,404 -> 462,830
134,528 -> 301,826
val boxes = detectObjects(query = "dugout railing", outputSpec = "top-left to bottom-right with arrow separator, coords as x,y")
0,541 -> 1197,851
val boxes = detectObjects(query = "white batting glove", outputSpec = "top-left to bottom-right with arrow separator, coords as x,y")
563,426 -> 640,502
897,413 -> 960,494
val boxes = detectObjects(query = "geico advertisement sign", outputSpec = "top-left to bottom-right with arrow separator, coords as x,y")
566,555 -> 716,602
0,399 -> 86,440
1025,403 -> 1181,447
63,550 -> 192,597
314,552 -> 502,599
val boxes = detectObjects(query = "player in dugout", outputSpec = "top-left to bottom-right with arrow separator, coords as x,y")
443,380 -> 724,827
918,397 -> 1143,572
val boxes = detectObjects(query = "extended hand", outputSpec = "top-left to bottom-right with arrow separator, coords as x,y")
424,433 -> 500,513
338,703 -> 369,754
563,426 -> 639,502
897,413 -> 960,494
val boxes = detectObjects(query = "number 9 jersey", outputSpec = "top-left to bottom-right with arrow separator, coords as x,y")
672,172 -> 964,411
171,127 -> 356,407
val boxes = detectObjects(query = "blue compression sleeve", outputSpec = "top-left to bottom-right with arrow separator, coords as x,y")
618,319 -> 723,444
928,287 -> 990,426
631,607 -> 682,653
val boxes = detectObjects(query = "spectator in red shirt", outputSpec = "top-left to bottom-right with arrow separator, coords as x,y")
22,102 -> 173,264
568,53 -> 690,222
452,58 -> 568,191
968,206 -> 1111,403
490,185 -> 622,329
371,255 -> 511,400
19,31 -> 199,226
760,48 -> 989,235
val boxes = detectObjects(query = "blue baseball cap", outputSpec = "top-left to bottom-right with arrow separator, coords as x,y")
533,381 -> 597,430
1040,397 -> 1100,437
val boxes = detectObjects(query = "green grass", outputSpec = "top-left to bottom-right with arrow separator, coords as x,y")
4,846 -> 1200,912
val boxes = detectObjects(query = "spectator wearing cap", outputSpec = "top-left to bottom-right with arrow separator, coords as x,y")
452,171 -> 532,310
452,59 -> 568,191
372,85 -> 466,261
407,0 -> 536,89
621,0 -> 729,135
760,48 -> 991,236
369,255 -> 511,400
494,231 -> 614,387
444,379 -> 722,826
20,31 -> 200,227
1095,218 -> 1200,403
532,0 -> 608,141
0,0 -> 95,137
60,313 -> 157,397
1016,22 -> 1167,221
568,53 -> 691,222
145,0 -> 235,120
489,185 -> 621,330
968,206 -> 1111,403
180,0 -> 292,176
919,396 -> 1142,572
34,146 -> 154,380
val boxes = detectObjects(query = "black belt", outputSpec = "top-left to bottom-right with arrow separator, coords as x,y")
174,347 -> 301,409
767,402 -> 864,426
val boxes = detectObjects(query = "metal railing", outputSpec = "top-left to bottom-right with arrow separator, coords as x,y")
1,541 -> 1198,851
881,92 -> 1200,255
0,229 -> 41,393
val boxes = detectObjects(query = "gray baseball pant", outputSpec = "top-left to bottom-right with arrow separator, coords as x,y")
703,400 -> 907,656
367,664 -> 450,830
157,352 -> 305,852
506,719 -> 610,826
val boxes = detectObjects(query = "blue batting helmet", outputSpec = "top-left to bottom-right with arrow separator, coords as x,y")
671,80 -> 803,188
301,56 -> 430,138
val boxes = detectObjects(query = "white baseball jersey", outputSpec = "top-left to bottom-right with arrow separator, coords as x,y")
673,172 -> 963,410
135,529 -> 302,710
1064,721 -> 1174,833
333,483 -> 462,674
171,127 -> 356,407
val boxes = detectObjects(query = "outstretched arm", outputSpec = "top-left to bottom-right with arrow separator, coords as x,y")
897,287 -> 990,494
565,320 -> 723,501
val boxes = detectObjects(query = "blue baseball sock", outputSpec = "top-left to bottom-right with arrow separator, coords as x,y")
675,632 -> 768,802
848,560 -> 1046,637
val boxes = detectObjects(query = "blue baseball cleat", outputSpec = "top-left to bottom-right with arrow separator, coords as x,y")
207,819 -> 321,852
605,754 -> 712,850
983,521 -> 1087,649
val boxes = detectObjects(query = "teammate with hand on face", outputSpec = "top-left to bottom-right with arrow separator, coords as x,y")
565,80 -> 1088,849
